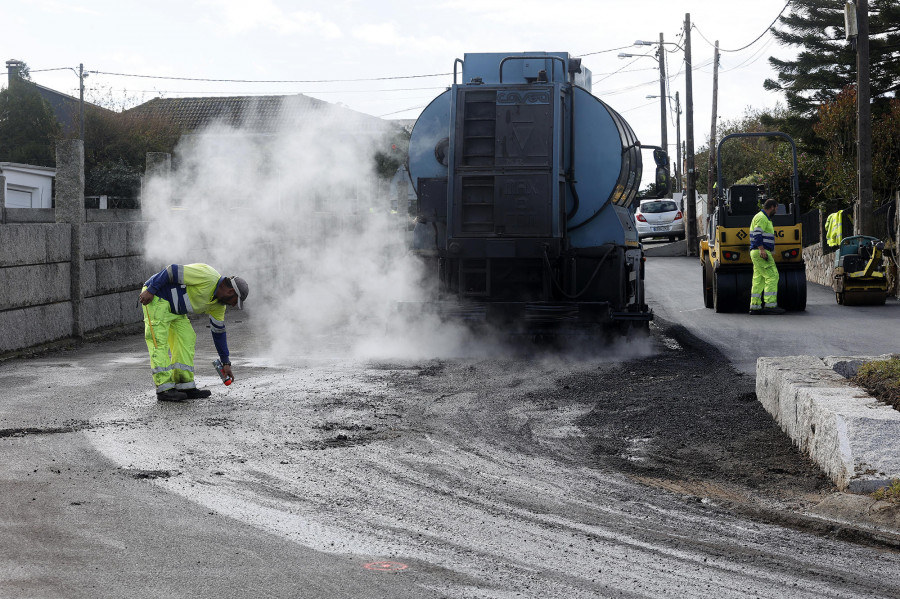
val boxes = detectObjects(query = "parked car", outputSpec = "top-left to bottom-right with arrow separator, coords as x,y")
635,199 -> 684,241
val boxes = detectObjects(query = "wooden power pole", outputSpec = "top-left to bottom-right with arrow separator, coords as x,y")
707,41 -> 720,218
856,0 -> 873,236
683,13 -> 698,256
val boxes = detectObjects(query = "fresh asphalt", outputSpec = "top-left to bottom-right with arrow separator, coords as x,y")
2,249 -> 899,598
642,249 -> 899,374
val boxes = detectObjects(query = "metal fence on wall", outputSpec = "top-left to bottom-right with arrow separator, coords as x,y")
85,196 -> 140,209
873,201 -> 897,242
800,209 -> 821,247
802,206 -> 856,252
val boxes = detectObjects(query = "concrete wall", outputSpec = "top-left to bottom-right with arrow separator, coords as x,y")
0,141 -> 154,356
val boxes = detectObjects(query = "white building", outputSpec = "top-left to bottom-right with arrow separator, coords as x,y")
1,162 -> 55,208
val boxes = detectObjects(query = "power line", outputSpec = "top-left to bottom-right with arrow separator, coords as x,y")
31,68 -> 454,84
693,1 -> 790,53
720,37 -> 778,73
619,99 -> 659,114
378,105 -> 426,118
27,67 -> 75,73
99,86 -> 448,96
575,45 -> 635,58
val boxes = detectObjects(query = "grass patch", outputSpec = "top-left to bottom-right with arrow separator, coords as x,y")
872,479 -> 900,502
852,356 -> 900,410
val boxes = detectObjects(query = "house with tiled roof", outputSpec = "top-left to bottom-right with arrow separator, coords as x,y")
125,94 -> 391,136
126,92 -> 408,216
5,59 -> 109,138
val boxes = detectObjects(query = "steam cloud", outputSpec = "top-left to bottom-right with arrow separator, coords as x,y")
140,99 -> 477,362
140,98 -> 655,364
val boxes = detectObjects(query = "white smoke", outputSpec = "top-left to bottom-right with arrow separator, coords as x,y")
141,98 -> 479,362
140,97 -> 657,364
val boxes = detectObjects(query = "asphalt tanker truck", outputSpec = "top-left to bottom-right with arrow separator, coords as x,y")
406,52 -> 668,333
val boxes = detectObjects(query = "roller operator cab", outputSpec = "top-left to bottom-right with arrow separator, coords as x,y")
699,132 -> 807,313
408,52 -> 668,333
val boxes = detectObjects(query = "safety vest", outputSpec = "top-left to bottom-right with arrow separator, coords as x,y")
749,210 -> 775,251
144,263 -> 228,330
825,210 -> 846,247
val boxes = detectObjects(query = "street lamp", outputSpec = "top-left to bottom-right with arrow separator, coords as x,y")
647,92 -> 682,193
618,45 -> 668,186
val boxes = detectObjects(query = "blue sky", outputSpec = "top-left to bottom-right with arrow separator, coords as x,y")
4,0 -> 799,151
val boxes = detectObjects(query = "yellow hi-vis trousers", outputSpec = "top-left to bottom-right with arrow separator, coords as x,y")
749,249 -> 779,311
142,289 -> 197,393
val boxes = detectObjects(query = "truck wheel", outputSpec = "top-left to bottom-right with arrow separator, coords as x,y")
702,262 -> 714,309
713,271 -> 740,313
779,269 -> 807,311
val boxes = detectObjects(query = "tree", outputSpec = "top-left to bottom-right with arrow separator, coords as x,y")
83,107 -> 179,196
0,81 -> 62,167
765,0 -> 900,119
695,106 -> 824,212
372,126 -> 410,180
814,85 -> 900,208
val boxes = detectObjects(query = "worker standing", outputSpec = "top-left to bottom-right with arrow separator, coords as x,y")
748,199 -> 785,315
139,263 -> 249,401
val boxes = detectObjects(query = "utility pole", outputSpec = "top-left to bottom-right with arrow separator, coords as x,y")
675,91 -> 682,193
707,41 -> 720,218
658,32 -> 668,196
683,13 -> 698,256
78,63 -> 85,141
856,1 -> 873,236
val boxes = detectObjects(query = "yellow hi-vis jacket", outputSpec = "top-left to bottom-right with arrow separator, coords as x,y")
749,210 -> 775,252
143,263 -> 231,360
825,209 -> 848,247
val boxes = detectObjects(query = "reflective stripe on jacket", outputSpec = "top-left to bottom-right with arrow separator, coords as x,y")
144,263 -> 231,361
749,210 -> 775,251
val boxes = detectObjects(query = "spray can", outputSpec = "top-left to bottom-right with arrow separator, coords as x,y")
213,359 -> 233,385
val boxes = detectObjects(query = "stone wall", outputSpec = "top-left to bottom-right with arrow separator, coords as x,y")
803,241 -> 835,288
804,196 -> 899,299
0,141 -> 154,356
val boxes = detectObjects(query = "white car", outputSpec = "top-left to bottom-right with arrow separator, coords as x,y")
635,199 -> 685,241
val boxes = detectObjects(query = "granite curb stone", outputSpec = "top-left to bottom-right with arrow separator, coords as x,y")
757,354 -> 900,492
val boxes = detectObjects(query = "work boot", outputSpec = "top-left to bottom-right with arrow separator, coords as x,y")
762,306 -> 786,315
749,309 -> 764,315
183,388 -> 212,399
157,389 -> 188,402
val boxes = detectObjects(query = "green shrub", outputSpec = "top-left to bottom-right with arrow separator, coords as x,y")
852,356 -> 900,410
872,479 -> 900,502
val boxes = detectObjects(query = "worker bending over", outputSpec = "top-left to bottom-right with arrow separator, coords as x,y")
139,263 -> 249,401
749,199 -> 785,315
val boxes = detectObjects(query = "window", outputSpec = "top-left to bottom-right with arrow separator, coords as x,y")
640,200 -> 678,214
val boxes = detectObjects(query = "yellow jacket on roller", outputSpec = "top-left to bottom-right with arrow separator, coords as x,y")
825,210 -> 848,248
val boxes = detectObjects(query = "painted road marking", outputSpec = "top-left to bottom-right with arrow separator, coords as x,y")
364,561 -> 409,572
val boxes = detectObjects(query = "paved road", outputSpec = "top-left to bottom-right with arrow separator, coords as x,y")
2,260 -> 900,598
4,318 -> 900,597
644,254 -> 900,373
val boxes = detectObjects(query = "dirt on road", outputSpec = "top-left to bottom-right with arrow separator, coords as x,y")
6,316 -> 900,598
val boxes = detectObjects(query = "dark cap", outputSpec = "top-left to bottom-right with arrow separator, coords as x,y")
229,276 -> 249,310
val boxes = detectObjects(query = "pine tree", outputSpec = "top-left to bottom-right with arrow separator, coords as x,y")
764,0 -> 900,117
